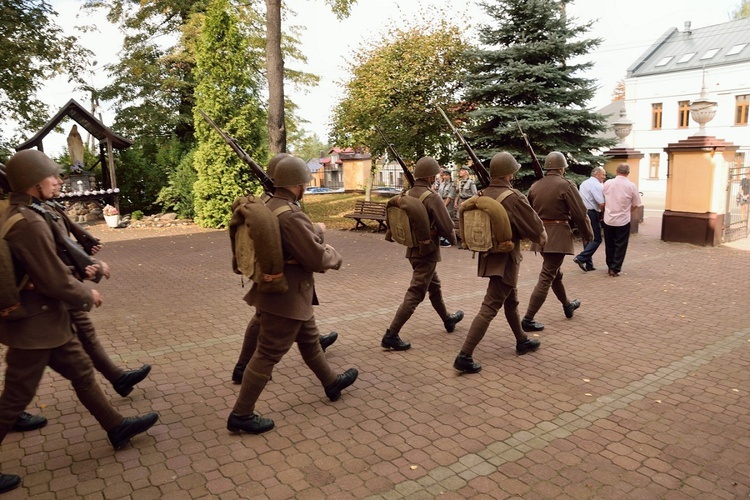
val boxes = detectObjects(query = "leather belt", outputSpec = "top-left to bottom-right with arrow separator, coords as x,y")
542,219 -> 569,225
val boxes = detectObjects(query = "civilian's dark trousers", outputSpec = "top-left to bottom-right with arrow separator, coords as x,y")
603,222 -> 631,273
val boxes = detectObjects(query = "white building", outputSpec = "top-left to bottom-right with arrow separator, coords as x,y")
619,18 -> 750,208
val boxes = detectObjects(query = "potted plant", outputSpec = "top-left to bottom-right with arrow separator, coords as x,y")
102,204 -> 121,228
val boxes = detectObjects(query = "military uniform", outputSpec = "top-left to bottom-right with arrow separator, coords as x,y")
229,157 -> 356,434
0,193 -> 123,443
523,166 -> 593,326
454,153 -> 547,373
382,157 -> 463,351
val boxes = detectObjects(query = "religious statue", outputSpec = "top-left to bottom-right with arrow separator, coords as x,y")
67,124 -> 85,173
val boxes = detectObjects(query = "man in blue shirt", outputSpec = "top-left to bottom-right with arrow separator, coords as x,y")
573,167 -> 606,272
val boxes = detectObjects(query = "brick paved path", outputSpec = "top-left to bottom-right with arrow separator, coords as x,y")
1,216 -> 749,499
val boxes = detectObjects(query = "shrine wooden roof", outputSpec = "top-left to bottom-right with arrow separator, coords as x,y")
15,99 -> 133,151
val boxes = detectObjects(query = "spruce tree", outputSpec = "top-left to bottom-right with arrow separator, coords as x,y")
193,0 -> 267,228
464,0 -> 613,185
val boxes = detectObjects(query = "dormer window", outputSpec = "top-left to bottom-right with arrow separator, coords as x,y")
677,52 -> 696,63
700,48 -> 720,60
655,56 -> 673,67
727,43 -> 747,56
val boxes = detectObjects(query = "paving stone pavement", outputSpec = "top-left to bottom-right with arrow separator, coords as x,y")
1,215 -> 749,499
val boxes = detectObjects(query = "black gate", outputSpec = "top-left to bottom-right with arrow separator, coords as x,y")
724,161 -> 749,243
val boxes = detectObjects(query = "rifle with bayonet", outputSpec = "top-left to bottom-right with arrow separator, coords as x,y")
374,125 -> 415,189
435,106 -> 490,189
514,117 -> 545,180
198,109 -> 275,195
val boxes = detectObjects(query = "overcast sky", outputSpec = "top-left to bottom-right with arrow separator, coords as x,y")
35,0 -> 743,154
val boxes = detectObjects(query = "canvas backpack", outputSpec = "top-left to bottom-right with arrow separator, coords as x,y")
0,199 -> 27,319
228,194 -> 291,294
385,190 -> 435,255
459,190 -> 515,253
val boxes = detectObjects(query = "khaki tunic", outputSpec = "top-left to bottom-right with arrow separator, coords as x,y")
0,193 -> 93,349
476,180 -> 546,286
527,171 -> 593,254
404,180 -> 456,262
245,188 -> 342,321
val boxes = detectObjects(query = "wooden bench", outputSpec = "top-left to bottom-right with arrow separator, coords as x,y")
343,200 -> 387,232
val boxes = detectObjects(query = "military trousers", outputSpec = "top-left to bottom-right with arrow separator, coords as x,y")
236,312 -> 261,366
72,309 -> 126,383
233,312 -> 337,416
524,253 -> 569,320
388,258 -> 449,335
0,335 -> 123,444
461,277 -> 526,356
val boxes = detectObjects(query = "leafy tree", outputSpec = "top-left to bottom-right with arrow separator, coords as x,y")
156,147 -> 198,218
290,130 -> 328,162
329,18 -> 470,166
192,0 -> 267,228
731,0 -> 750,18
265,0 -> 357,154
0,0 -> 92,153
464,0 -> 614,187
611,79 -> 625,101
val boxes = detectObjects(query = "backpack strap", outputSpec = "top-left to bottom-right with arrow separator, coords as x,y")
271,205 -> 292,217
0,213 -> 29,293
418,191 -> 432,203
495,190 -> 514,204
0,213 -> 24,239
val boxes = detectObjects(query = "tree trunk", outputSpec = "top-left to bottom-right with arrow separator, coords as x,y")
265,0 -> 286,153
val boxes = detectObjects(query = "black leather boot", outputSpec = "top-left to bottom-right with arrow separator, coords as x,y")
563,299 -> 581,319
381,330 -> 411,351
231,363 -> 246,384
319,331 -> 338,352
443,310 -> 464,333
113,364 -> 152,397
324,368 -> 358,401
521,317 -> 544,332
453,353 -> 481,373
11,412 -> 48,432
516,338 -> 541,355
108,412 -> 159,450
0,474 -> 21,494
227,412 -> 274,434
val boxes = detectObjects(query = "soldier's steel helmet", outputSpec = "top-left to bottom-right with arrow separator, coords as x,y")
490,152 -> 520,178
414,157 -> 441,179
5,150 -> 62,192
267,153 -> 291,179
544,151 -> 568,170
273,156 -> 312,187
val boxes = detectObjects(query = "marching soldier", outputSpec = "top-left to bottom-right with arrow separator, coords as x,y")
0,150 -> 159,494
521,152 -> 593,332
454,152 -> 547,373
228,156 -> 357,434
381,157 -> 464,351
230,153 -> 337,384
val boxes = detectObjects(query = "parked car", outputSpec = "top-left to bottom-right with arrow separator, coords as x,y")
372,187 -> 402,195
304,187 -> 344,195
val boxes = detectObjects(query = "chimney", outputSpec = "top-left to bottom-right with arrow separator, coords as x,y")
684,21 -> 692,35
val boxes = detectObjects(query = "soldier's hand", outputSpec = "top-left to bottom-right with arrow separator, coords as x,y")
539,229 -> 548,247
317,222 -> 326,233
99,261 -> 111,280
84,264 -> 98,280
90,244 -> 103,255
91,289 -> 103,308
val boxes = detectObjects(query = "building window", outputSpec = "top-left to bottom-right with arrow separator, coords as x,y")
652,103 -> 663,129
700,48 -> 720,60
736,152 -> 746,169
649,154 -> 660,179
678,100 -> 690,128
736,95 -> 749,126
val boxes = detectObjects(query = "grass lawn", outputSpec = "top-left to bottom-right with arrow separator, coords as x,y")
300,191 -> 395,231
